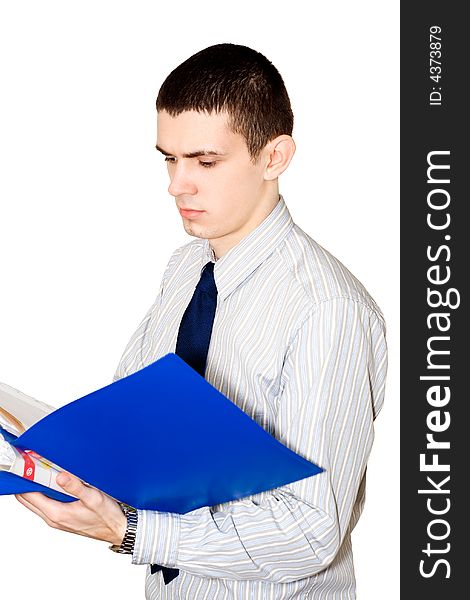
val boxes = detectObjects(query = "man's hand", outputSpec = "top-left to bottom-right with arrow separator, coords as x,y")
15,472 -> 127,546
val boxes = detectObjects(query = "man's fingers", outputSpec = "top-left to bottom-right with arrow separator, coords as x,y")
15,493 -> 53,525
16,494 -> 81,534
15,492 -> 44,515
15,492 -> 65,519
15,484 -> 125,544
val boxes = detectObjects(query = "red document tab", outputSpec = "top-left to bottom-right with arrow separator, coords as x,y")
19,449 -> 36,480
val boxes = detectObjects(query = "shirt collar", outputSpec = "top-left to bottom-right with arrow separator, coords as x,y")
200,195 -> 294,301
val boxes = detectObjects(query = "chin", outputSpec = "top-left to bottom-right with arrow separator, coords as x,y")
184,223 -> 220,240
184,224 -> 206,239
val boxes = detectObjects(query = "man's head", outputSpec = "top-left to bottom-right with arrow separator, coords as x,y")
156,44 -> 295,258
156,43 -> 293,161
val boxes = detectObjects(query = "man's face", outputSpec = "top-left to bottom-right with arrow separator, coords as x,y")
156,110 -> 269,255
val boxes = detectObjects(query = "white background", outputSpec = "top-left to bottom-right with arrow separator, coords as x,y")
0,1 -> 399,598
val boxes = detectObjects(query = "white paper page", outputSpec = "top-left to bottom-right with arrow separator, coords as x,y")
0,432 -> 15,469
0,382 -> 55,433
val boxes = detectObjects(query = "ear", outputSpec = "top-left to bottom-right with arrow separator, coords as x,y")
263,135 -> 296,181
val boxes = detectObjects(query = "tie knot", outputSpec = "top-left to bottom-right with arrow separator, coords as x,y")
197,262 -> 217,296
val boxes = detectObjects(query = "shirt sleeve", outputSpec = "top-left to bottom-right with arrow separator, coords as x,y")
112,246 -> 185,381
112,296 -> 161,382
131,296 -> 388,583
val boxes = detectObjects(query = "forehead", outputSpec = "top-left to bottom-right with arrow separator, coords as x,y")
157,110 -> 246,155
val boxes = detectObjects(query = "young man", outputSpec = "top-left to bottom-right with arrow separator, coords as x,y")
16,44 -> 387,599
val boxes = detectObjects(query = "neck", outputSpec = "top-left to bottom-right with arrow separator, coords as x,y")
209,187 -> 280,259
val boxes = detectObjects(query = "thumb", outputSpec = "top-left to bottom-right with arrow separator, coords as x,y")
56,471 -> 71,488
56,471 -> 92,501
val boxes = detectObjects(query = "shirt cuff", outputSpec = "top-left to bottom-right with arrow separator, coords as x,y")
132,509 -> 181,567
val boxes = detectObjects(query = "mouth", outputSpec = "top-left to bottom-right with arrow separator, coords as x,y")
178,207 -> 205,219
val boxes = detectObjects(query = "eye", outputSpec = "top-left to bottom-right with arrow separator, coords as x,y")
199,161 -> 216,168
164,156 -> 176,164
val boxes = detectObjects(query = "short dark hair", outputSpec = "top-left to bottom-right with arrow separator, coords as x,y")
156,43 -> 293,160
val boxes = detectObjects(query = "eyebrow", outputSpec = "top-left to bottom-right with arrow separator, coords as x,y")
155,144 -> 227,158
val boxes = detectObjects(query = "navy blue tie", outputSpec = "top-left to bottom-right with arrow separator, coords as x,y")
151,261 -> 217,585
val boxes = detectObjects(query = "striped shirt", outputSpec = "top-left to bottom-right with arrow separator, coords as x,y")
113,195 -> 387,599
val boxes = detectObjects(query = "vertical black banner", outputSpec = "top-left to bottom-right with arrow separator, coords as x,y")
401,3 -> 466,598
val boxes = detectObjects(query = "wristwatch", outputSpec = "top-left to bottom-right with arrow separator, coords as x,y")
109,504 -> 138,555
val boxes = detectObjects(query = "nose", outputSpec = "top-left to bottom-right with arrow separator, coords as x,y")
168,162 -> 197,197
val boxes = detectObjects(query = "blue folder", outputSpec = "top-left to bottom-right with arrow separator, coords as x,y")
0,353 -> 322,512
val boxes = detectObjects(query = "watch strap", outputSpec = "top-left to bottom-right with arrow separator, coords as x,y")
109,504 -> 138,555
